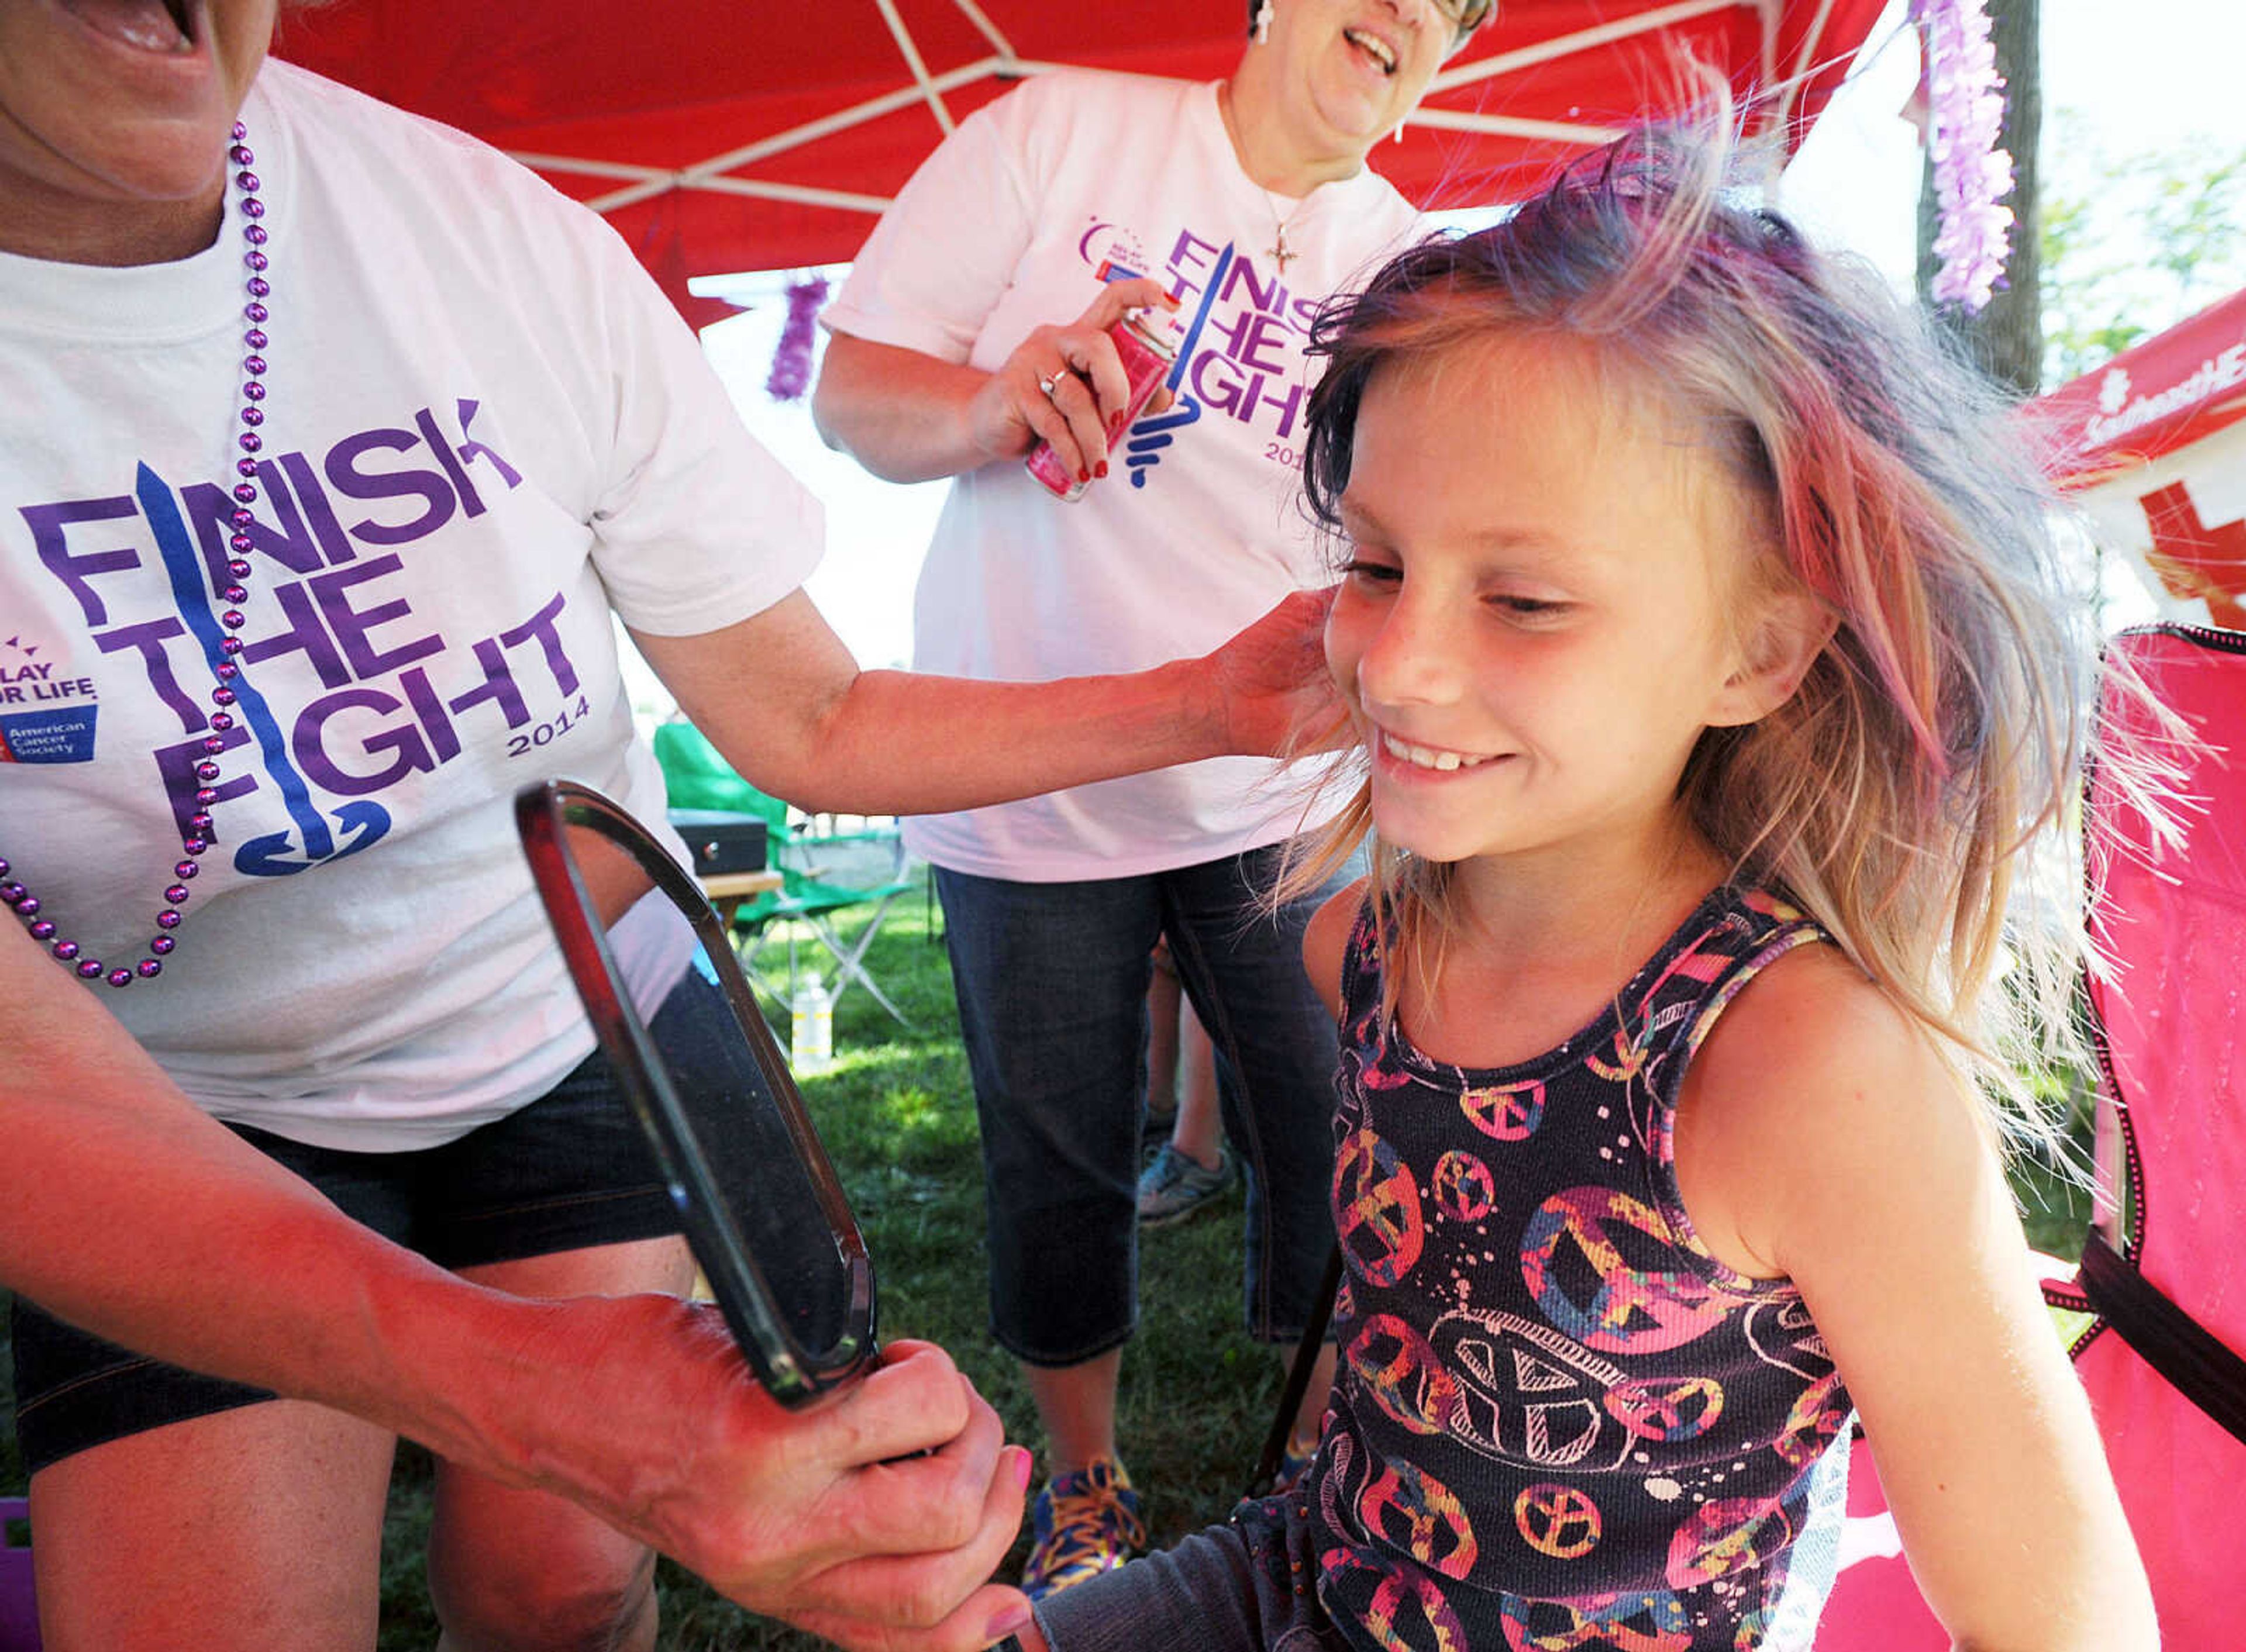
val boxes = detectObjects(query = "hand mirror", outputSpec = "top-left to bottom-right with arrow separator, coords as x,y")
514,778 -> 876,1406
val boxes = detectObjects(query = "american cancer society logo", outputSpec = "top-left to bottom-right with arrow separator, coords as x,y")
0,635 -> 98,764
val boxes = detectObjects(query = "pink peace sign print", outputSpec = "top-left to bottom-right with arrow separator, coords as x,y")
1520,1187 -> 1727,1354
1347,1312 -> 1462,1436
1774,1367 -> 1849,1467
1664,1492 -> 1797,1590
1336,1126 -> 1428,1287
1348,1001 -> 1418,1091
1320,1546 -> 1472,1652
1459,1078 -> 1547,1143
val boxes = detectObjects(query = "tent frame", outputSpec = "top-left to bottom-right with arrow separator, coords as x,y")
510,0 -> 1858,242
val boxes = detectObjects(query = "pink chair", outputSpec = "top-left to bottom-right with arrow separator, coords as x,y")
0,1496 -> 36,1652
1817,623 -> 2246,1647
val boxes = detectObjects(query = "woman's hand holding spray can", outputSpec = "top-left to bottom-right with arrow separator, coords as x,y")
1025,306 -> 1185,502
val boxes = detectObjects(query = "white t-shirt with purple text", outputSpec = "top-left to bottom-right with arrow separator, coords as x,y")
0,61 -> 819,1150
826,70 -> 1420,882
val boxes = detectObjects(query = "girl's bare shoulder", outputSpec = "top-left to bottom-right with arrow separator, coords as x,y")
1676,938 -> 1982,1277
1301,875 -> 1372,1018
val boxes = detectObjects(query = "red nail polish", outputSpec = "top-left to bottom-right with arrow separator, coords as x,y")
1078,468 -> 1090,484
1096,461 -> 1109,479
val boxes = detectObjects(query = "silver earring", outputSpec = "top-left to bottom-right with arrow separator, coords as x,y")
1253,1 -> 1274,43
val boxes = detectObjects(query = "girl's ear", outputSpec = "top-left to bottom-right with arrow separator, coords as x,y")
1708,590 -> 1835,728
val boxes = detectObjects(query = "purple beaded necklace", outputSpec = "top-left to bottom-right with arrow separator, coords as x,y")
0,120 -> 272,990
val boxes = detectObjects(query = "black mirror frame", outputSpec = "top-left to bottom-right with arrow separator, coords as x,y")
514,777 -> 877,1406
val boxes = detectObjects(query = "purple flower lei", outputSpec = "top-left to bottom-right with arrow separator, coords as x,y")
766,275 -> 831,402
1920,0 -> 2015,312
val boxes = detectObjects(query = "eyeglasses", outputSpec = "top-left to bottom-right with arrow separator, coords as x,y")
515,778 -> 877,1407
1433,0 -> 1496,36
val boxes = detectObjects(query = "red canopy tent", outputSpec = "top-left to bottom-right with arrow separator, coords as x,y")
274,0 -> 1890,326
2033,287 -> 2246,625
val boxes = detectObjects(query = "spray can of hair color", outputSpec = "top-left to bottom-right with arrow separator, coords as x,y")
1024,309 -> 1183,502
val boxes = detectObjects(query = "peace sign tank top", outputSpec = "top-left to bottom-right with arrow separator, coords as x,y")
1310,884 -> 1856,1652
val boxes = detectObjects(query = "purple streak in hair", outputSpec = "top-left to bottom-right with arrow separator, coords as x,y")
1920,0 -> 2014,312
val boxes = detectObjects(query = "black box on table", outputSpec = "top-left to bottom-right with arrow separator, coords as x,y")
668,809 -> 770,876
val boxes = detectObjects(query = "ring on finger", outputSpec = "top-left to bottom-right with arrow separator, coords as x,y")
1036,374 -> 1060,399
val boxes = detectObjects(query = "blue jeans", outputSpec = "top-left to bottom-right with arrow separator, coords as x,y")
935,845 -> 1346,1365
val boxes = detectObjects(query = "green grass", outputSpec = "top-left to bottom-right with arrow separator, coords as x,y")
0,875 -> 2104,1647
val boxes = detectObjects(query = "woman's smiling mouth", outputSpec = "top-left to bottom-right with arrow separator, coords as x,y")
59,0 -> 197,54
1342,26 -> 1398,75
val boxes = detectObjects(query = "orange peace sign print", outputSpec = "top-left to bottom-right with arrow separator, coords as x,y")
1336,1126 -> 1427,1287
1512,1482 -> 1602,1560
1359,1457 -> 1480,1581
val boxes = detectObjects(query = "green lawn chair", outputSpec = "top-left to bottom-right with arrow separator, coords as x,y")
650,721 -> 917,1026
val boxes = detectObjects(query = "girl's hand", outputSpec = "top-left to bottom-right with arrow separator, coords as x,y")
964,277 -> 1178,479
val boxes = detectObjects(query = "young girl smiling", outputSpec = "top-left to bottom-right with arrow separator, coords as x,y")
1013,118 -> 2160,1652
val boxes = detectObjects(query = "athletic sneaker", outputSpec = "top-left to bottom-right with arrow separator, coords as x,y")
1141,1099 -> 1179,1150
1136,1141 -> 1234,1226
1021,1456 -> 1146,1600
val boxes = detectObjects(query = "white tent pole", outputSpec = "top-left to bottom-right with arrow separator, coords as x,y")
507,153 -> 667,185
1406,108 -> 1625,144
674,177 -> 897,212
680,57 -> 1000,175
874,0 -> 957,136
526,2 -> 1841,233
576,177 -> 690,216
946,0 -> 1020,70
1429,0 -> 1743,95
569,57 -> 1003,214
1777,0 -> 1839,129
515,157 -> 896,217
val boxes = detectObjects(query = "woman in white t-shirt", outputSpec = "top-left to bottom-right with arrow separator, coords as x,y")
0,4 -> 1339,1648
814,0 -> 1491,1603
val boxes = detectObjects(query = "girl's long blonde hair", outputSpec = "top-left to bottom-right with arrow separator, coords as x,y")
1287,117 -> 2143,1141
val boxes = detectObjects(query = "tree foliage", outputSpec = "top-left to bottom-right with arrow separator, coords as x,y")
2041,130 -> 2245,384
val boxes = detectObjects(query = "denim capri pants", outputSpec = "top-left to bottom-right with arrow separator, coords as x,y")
935,843 -> 1348,1365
